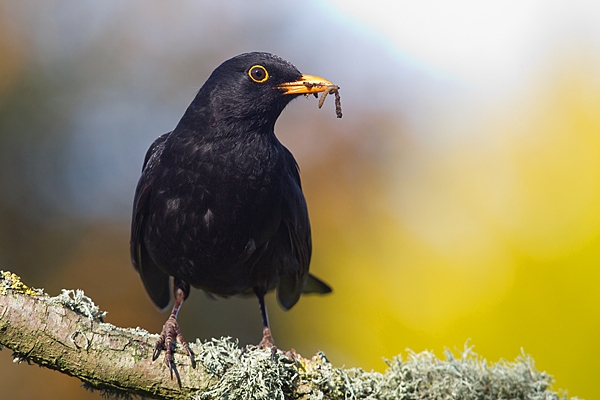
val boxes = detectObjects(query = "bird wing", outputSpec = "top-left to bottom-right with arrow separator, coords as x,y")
276,147 -> 330,310
130,132 -> 172,310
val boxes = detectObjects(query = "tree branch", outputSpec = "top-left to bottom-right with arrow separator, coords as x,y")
0,271 -> 572,400
0,271 -> 211,398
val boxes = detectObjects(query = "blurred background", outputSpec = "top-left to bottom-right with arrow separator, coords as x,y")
1,0 -> 599,398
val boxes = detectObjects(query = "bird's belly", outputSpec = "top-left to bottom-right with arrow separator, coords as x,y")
144,170 -> 283,295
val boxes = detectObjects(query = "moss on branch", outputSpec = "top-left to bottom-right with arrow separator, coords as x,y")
0,270 -> 575,399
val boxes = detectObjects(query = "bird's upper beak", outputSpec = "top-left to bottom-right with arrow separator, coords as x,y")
277,74 -> 335,95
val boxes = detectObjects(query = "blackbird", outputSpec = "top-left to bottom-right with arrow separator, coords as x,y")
130,52 -> 334,374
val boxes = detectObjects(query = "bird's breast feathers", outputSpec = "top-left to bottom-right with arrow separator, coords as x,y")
147,131 -> 290,253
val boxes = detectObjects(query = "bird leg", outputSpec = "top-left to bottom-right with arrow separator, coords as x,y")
153,287 -> 195,380
254,289 -> 303,363
255,290 -> 275,349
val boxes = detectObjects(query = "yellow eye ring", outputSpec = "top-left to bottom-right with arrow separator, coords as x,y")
248,65 -> 269,83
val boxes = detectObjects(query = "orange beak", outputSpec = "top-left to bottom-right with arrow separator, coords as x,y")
277,74 -> 335,95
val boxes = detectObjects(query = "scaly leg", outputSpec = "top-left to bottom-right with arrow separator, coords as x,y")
153,285 -> 195,379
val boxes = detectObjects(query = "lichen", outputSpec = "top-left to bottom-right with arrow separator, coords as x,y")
0,270 -> 45,297
193,337 -> 299,400
1,271 -> 106,321
296,344 -> 578,400
49,289 -> 107,321
188,340 -> 578,400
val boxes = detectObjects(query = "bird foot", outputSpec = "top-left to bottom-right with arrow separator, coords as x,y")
257,326 -> 275,350
153,315 -> 196,381
253,328 -> 300,363
255,328 -> 278,360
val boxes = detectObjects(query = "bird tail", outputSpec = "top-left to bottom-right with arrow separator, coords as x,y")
277,272 -> 332,311
303,274 -> 332,294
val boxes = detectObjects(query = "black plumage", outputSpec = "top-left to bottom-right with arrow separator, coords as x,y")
130,52 -> 333,373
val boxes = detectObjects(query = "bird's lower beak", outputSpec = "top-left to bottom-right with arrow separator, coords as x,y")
277,74 -> 335,95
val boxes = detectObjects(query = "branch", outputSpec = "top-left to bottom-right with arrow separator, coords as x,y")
0,270 -> 572,400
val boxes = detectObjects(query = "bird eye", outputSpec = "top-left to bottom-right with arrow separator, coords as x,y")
248,65 -> 269,83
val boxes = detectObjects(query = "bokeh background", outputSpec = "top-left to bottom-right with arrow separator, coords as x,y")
1,0 -> 599,398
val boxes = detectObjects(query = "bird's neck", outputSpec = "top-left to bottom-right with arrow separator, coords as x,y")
178,84 -> 292,137
176,101 -> 280,140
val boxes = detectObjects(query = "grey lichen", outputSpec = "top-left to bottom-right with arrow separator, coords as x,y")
49,289 -> 107,321
297,345 -> 575,400
187,338 -> 576,400
194,337 -> 299,400
305,344 -> 578,400
375,345 -> 568,400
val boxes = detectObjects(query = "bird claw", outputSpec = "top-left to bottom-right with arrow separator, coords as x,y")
257,327 -> 275,350
153,315 -> 196,384
254,328 -> 300,363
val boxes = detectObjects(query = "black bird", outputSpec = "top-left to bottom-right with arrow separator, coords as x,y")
130,52 -> 333,373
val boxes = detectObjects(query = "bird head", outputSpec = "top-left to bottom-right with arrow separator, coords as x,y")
181,52 -> 335,134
